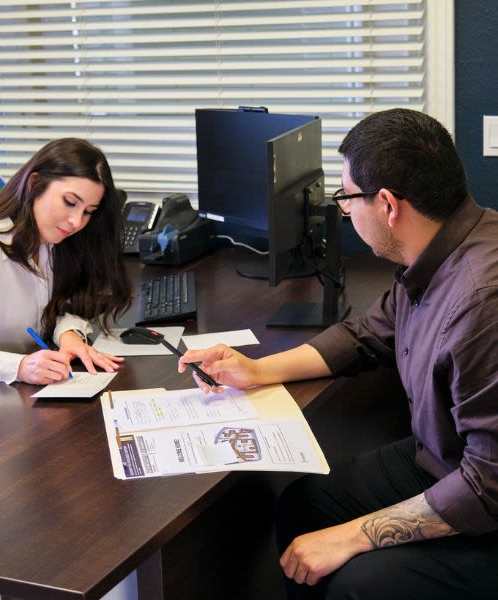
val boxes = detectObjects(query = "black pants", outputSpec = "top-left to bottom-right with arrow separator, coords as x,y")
276,437 -> 498,600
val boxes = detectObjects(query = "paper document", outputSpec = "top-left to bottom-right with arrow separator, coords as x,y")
182,329 -> 259,350
113,420 -> 325,478
111,387 -> 258,433
33,372 -> 117,398
92,326 -> 184,356
101,384 -> 329,479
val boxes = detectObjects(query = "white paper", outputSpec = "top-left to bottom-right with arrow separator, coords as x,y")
181,329 -> 259,350
112,420 -> 326,479
110,387 -> 258,433
33,372 -> 117,398
92,326 -> 184,356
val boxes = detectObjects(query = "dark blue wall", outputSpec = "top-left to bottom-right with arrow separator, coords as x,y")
455,0 -> 498,210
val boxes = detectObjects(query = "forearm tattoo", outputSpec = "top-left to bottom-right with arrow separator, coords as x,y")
360,493 -> 458,549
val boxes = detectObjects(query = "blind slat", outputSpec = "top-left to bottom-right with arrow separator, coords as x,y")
0,73 -> 425,87
0,1 -> 422,19
0,48 -> 424,66
0,90 -> 425,101
0,12 -> 424,32
0,101 -> 425,114
0,36 -> 423,51
0,24 -> 424,40
0,61 -> 425,75
4,0 -> 421,8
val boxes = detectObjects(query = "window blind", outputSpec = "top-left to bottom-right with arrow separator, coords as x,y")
0,0 -> 426,202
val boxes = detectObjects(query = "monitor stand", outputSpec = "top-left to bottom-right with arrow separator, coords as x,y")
266,290 -> 350,327
267,202 -> 351,328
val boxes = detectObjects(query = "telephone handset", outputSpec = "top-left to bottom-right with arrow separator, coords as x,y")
122,201 -> 160,254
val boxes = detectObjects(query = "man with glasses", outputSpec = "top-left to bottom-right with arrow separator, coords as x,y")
179,108 -> 498,599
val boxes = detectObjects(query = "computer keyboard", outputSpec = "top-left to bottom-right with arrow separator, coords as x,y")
136,271 -> 197,325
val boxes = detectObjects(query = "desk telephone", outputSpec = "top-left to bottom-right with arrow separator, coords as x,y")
122,200 -> 160,254
122,193 -> 211,261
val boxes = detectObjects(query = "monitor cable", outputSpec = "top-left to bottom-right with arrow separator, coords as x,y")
215,234 -> 269,256
302,232 -> 345,290
315,264 -> 346,290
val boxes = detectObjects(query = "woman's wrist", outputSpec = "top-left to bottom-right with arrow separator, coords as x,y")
59,329 -> 86,345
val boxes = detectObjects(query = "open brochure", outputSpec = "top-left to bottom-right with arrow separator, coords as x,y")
101,385 -> 329,479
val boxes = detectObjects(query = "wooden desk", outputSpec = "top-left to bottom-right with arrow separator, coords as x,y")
0,248 -> 398,600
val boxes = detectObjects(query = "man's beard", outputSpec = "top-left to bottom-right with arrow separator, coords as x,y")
371,224 -> 405,265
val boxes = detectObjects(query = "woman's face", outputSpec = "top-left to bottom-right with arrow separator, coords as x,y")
32,176 -> 104,244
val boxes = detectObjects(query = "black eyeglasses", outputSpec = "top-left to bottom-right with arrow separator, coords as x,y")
332,188 -> 379,216
332,188 -> 403,216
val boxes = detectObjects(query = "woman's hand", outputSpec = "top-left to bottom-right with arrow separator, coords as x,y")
18,349 -> 72,385
178,344 -> 259,393
59,330 -> 124,373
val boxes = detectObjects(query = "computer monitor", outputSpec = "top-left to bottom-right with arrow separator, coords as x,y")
196,107 -> 315,237
266,120 -> 349,326
196,107 -> 349,327
267,118 -> 324,287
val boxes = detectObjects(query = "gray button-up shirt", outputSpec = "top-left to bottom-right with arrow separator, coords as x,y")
309,196 -> 498,535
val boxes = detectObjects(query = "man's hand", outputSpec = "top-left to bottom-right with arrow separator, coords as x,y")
59,330 -> 124,373
18,349 -> 72,384
179,343 -> 331,393
178,344 -> 258,392
280,492 -> 458,587
280,522 -> 370,586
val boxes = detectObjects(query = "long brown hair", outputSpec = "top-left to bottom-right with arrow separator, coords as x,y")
0,138 -> 132,336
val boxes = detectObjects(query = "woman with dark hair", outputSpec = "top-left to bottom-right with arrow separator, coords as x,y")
0,138 -> 132,385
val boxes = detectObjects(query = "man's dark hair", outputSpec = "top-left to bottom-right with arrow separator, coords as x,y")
338,108 -> 468,221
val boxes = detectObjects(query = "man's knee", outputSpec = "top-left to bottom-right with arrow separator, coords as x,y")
322,547 -> 458,600
324,562 -> 373,600
323,554 -> 399,600
282,552 -> 423,600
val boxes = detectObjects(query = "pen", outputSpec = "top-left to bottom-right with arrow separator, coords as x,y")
159,337 -> 219,388
122,327 -> 219,387
26,327 -> 73,379
127,327 -> 218,387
